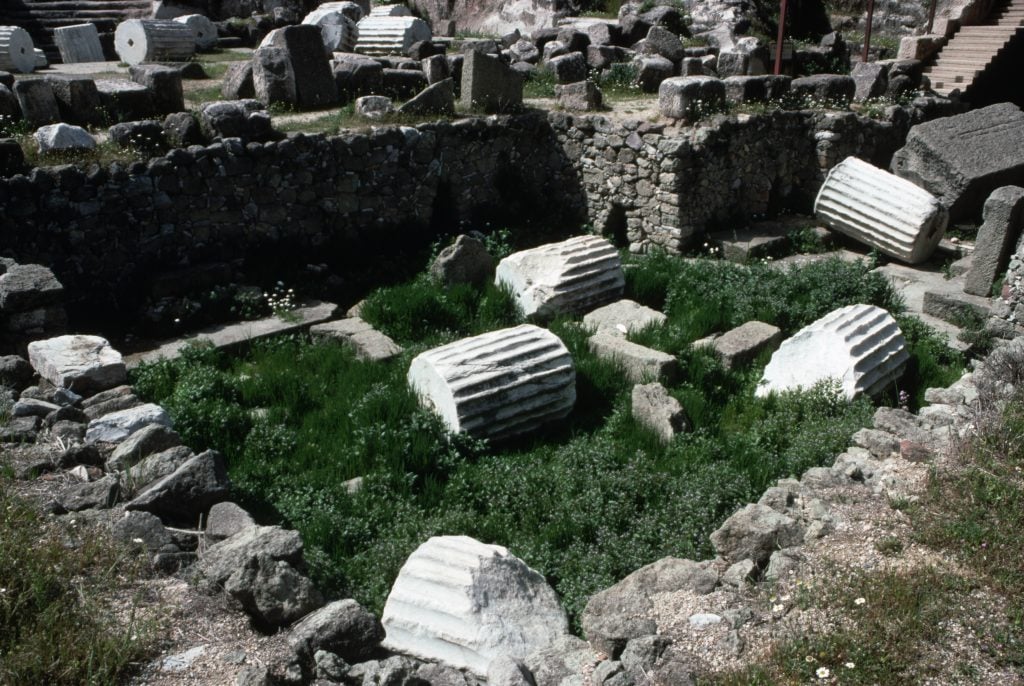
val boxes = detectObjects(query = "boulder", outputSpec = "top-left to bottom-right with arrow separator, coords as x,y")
381,68 -> 428,99
421,53 -> 450,84
723,74 -> 790,104
634,55 -> 673,93
126,443 -> 191,488
106,423 -> 181,472
124,449 -> 229,524
13,79 -> 59,128
495,235 -> 624,319
27,335 -> 125,396
547,51 -> 587,84
198,99 -> 272,141
583,299 -> 666,337
288,599 -> 385,662
253,46 -> 297,105
892,103 -> 1024,222
48,76 -> 103,127
757,304 -> 909,400
582,557 -> 718,657
197,524 -> 304,586
408,324 -> 575,440
0,136 -> 24,176
397,77 -> 455,115
110,510 -> 175,551
851,60 -> 888,102
59,475 -> 120,512
644,25 -> 684,62
85,403 -> 170,443
0,355 -> 33,389
221,62 -> 254,100
95,79 -> 155,121
525,635 -> 596,686
815,156 -> 947,264
163,111 -> 204,147
224,554 -> 323,628
129,64 -> 184,114
429,234 -> 493,286
354,94 -> 392,118
509,39 -> 539,64
487,656 -> 536,686
332,52 -> 384,96
964,186 -> 1024,296
381,535 -> 570,676
658,75 -> 725,120
0,263 -> 63,312
631,382 -> 688,442
108,120 -> 165,150
710,503 -> 804,565
34,122 -> 97,155
206,501 -> 256,540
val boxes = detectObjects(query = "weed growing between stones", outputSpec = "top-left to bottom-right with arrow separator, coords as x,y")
0,479 -> 157,685
132,252 -> 966,626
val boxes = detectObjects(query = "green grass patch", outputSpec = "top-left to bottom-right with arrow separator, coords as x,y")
0,479 -> 156,685
132,250 -> 967,626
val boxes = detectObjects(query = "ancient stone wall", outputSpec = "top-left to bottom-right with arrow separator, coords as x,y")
0,106 -> 924,326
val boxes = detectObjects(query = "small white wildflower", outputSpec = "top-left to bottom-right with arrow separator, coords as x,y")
816,667 -> 830,679
771,603 -> 784,613
845,662 -> 855,669
132,537 -> 144,544
805,655 -> 816,663
854,597 -> 866,606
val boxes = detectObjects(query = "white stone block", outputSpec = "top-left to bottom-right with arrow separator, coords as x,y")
381,535 -> 570,676
370,4 -> 413,16
0,26 -> 36,74
756,304 -> 909,400
407,324 -> 575,440
582,298 -> 666,337
302,7 -> 359,53
27,334 -> 125,395
34,123 -> 96,154
86,403 -> 172,443
495,235 -> 624,319
814,156 -> 947,264
174,14 -> 218,51
115,19 -> 196,65
355,15 -> 430,55
54,23 -> 105,63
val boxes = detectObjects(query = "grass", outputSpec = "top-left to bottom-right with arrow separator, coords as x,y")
0,477 -> 157,685
131,249 -> 967,627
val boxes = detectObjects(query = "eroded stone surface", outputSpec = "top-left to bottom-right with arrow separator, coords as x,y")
28,335 -> 126,396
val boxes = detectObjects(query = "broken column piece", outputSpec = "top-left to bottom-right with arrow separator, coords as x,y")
756,304 -> 909,400
407,324 -> 575,440
0,26 -> 36,74
354,15 -> 431,55
114,19 -> 196,65
814,156 -> 947,264
495,235 -> 624,319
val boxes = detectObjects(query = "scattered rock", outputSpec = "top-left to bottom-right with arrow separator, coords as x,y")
106,423 -> 182,472
429,234 -> 493,286
85,403 -> 171,444
124,449 -> 230,525
288,598 -> 384,662
224,553 -> 324,628
206,501 -> 256,540
631,382 -> 688,442
27,335 -> 126,397
710,503 -> 804,566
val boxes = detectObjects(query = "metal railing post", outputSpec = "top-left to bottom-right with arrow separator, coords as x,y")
774,0 -> 788,74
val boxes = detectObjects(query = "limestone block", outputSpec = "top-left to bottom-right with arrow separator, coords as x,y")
460,51 -> 522,113
302,7 -> 359,53
756,304 -> 909,400
495,235 -> 624,319
354,94 -> 392,118
27,334 -> 125,395
355,15 -> 431,55
259,25 -> 339,109
14,79 -> 59,128
253,47 -> 297,106
174,14 -> 219,51
632,382 -> 688,442
589,333 -> 678,383
0,26 -> 36,74
115,20 -> 196,65
53,24 -> 105,63
583,299 -> 666,337
706,320 -> 782,369
407,324 -> 575,440
893,103 -> 1024,222
555,80 -> 602,111
381,535 -> 570,676
309,317 -> 403,362
49,76 -> 104,126
815,156 -> 947,264
634,55 -> 673,93
658,76 -> 725,120
964,186 -> 1024,296
130,64 -> 184,114
95,79 -> 156,120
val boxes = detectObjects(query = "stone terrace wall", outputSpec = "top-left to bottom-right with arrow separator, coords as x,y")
0,114 -> 585,323
0,106 -> 930,325
554,108 -> 917,254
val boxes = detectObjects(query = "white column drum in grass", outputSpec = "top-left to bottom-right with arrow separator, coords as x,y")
114,19 -> 196,65
174,14 -> 219,51
756,304 -> 909,400
495,235 -> 625,320
381,535 -> 570,677
814,156 -> 947,264
0,26 -> 36,74
407,324 -> 575,440
354,15 -> 431,55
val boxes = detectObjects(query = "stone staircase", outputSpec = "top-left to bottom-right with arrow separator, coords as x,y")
926,0 -> 1024,96
0,0 -> 151,63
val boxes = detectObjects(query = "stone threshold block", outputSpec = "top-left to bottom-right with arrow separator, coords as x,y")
582,299 -> 666,337
695,320 -> 782,370
815,156 -> 947,264
495,235 -> 624,320
309,317 -> 402,362
408,324 -> 576,440
756,304 -> 908,400
589,332 -> 678,383
381,535 -> 570,676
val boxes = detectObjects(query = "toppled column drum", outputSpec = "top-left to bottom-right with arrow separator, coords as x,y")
815,156 -> 947,264
407,324 -> 575,440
